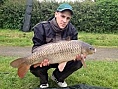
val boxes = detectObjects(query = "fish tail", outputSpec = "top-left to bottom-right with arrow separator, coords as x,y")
18,63 -> 30,78
10,58 -> 26,68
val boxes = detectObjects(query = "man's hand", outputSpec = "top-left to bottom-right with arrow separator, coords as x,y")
75,54 -> 86,60
75,54 -> 87,67
33,59 -> 49,68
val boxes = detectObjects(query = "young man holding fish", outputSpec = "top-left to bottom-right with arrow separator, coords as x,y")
30,3 -> 86,88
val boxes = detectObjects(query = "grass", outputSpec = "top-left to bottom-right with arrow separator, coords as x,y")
0,56 -> 118,89
0,29 -> 118,47
78,32 -> 118,47
0,29 -> 33,46
0,29 -> 118,89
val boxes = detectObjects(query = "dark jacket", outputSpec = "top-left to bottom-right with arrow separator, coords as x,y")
32,21 -> 78,52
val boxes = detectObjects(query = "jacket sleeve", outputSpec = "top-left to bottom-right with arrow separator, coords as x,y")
32,23 -> 46,52
71,25 -> 78,40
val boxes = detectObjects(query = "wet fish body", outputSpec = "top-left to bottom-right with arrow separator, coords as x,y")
10,40 -> 96,78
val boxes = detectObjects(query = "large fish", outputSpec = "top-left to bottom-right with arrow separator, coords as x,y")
10,40 -> 96,78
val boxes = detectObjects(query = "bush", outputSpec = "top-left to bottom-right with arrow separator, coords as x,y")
0,0 -> 26,29
94,0 -> 118,33
0,0 -> 118,33
71,0 -> 118,33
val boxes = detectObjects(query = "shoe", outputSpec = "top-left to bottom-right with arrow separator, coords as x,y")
39,83 -> 49,88
51,74 -> 67,87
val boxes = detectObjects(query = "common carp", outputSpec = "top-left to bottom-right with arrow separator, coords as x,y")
10,40 -> 96,78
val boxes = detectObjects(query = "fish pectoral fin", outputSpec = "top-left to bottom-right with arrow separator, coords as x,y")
81,58 -> 86,68
58,62 -> 67,72
18,63 -> 30,78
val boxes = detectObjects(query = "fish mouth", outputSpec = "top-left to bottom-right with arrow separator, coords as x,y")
94,48 -> 96,53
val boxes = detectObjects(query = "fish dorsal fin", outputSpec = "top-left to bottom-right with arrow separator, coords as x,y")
58,62 -> 67,72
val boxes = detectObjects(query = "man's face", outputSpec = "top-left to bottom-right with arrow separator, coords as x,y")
55,10 -> 72,29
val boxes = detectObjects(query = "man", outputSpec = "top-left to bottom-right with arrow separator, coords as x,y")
30,3 -> 84,88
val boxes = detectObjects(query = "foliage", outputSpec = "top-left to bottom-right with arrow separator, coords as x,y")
0,0 -> 118,33
72,0 -> 118,33
0,0 -> 8,5
0,0 -> 26,29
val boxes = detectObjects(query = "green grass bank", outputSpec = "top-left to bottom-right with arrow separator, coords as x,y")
0,29 -> 118,47
0,56 -> 118,89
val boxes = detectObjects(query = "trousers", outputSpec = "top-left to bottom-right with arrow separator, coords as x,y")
30,60 -> 83,84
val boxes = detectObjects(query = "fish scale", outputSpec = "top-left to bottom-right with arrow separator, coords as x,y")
10,40 -> 96,78
26,40 -> 84,64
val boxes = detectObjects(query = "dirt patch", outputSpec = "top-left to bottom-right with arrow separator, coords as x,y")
0,46 -> 118,60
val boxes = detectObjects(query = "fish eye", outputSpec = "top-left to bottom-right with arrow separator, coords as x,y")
89,47 -> 92,50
